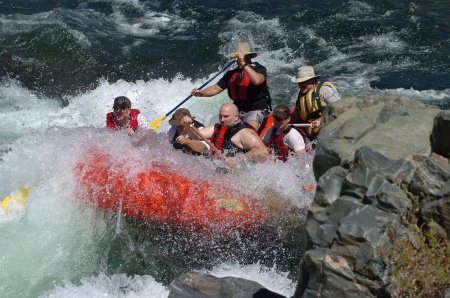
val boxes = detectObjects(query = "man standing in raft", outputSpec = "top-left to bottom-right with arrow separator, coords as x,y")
262,104 -> 306,162
181,103 -> 268,168
105,96 -> 151,135
290,66 -> 340,139
190,42 -> 272,132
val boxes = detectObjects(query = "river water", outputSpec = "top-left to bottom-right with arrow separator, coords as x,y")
0,0 -> 449,297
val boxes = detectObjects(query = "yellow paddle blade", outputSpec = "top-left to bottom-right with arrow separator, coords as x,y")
150,115 -> 167,130
1,188 -> 29,214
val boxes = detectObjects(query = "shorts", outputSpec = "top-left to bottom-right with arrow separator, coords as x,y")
239,109 -> 270,127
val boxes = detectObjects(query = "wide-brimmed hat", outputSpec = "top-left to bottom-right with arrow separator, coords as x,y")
272,104 -> 291,120
113,96 -> 132,111
227,42 -> 257,59
291,66 -> 321,83
169,108 -> 194,126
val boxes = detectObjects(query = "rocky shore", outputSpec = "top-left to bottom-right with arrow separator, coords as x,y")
167,94 -> 450,298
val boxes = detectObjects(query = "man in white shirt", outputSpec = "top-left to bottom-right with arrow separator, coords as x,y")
263,104 -> 306,162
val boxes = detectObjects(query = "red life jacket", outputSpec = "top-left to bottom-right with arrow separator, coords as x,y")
228,70 -> 251,100
269,126 -> 293,162
210,123 -> 253,158
228,69 -> 269,101
106,109 -> 140,131
269,125 -> 306,162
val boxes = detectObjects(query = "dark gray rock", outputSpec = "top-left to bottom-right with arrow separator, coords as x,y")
296,94 -> 449,297
168,272 -> 286,298
313,94 -> 440,180
410,153 -> 450,197
431,111 -> 450,158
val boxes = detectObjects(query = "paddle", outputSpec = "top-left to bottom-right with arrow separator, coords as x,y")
188,124 -> 221,156
292,123 -> 311,127
150,59 -> 237,130
1,188 -> 29,214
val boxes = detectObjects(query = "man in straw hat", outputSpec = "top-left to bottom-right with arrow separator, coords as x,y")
290,66 -> 340,139
167,108 -> 209,155
191,42 -> 272,132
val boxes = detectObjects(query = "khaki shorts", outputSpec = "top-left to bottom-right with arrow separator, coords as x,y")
239,109 -> 270,127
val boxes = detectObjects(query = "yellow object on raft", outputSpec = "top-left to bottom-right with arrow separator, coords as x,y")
1,188 -> 29,213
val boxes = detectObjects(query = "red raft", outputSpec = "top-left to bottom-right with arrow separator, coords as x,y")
74,151 -> 268,235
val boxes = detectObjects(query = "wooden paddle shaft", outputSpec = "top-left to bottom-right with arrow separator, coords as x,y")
189,125 -> 222,155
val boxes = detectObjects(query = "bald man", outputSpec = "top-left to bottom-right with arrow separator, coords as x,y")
181,103 -> 267,168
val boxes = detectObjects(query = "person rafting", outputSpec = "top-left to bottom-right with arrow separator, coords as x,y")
262,104 -> 306,162
167,108 -> 209,155
104,96 -> 151,135
190,42 -> 272,132
289,66 -> 340,139
181,103 -> 268,168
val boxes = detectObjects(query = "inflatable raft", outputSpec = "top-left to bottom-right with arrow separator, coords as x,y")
74,151 -> 268,235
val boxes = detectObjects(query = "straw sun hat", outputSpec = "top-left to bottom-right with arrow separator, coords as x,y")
227,42 -> 257,59
291,66 -> 321,83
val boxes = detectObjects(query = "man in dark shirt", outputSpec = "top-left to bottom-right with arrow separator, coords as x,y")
191,42 -> 272,132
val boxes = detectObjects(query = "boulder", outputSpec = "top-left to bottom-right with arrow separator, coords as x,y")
297,94 -> 450,297
168,272 -> 286,298
313,94 -> 440,180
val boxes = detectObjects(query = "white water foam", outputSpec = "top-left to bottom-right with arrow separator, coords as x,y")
40,274 -> 169,298
0,111 -> 307,297
204,262 -> 296,298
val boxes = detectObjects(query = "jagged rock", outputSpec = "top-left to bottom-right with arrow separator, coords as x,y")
410,153 -> 450,198
431,111 -> 450,158
422,181 -> 450,237
168,272 -> 286,298
297,94 -> 449,297
313,94 -> 441,180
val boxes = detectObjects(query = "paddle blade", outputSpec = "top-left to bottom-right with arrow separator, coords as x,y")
1,188 -> 29,214
150,115 -> 167,130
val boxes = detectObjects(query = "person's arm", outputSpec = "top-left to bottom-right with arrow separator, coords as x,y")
175,136 -> 208,153
307,86 -> 339,129
286,129 -> 306,154
235,52 -> 265,86
319,85 -> 341,104
191,84 -> 224,97
240,129 -> 268,160
225,128 -> 268,167
242,64 -> 265,86
137,114 -> 151,130
180,116 -> 215,140
310,117 -> 322,130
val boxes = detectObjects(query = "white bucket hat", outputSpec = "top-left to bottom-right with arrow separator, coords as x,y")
291,66 -> 321,83
227,42 -> 257,59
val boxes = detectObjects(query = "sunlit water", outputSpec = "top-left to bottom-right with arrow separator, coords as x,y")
1,0 -> 449,296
